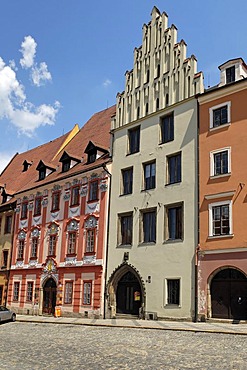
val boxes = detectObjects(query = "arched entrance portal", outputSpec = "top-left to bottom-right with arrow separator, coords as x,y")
43,278 -> 57,315
116,271 -> 142,316
211,268 -> 247,320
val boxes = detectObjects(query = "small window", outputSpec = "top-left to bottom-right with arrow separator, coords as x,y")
121,167 -> 133,195
156,64 -> 160,78
51,192 -> 60,212
144,161 -> 156,190
88,151 -> 97,164
209,201 -> 232,237
166,204 -> 183,241
119,214 -> 133,245
34,197 -> 42,216
210,148 -> 231,177
167,279 -> 180,305
226,66 -> 235,84
2,250 -> 8,268
128,126 -> 140,154
89,181 -> 98,202
167,153 -> 181,184
67,232 -> 76,254
160,113 -> 174,143
13,282 -> 20,301
83,281 -> 92,305
64,281 -> 73,304
48,235 -> 56,256
210,102 -> 231,129
31,238 -> 38,258
39,169 -> 46,181
21,201 -> 28,219
18,240 -> 24,259
71,186 -> 80,206
5,215 -> 12,234
26,282 -> 33,302
142,209 -> 156,243
62,160 -> 71,173
86,229 -> 95,253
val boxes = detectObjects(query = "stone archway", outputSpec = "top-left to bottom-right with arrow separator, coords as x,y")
210,267 -> 247,320
107,263 -> 145,318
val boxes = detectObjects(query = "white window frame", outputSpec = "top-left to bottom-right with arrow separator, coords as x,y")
208,200 -> 233,237
209,101 -> 231,129
210,147 -> 231,177
164,278 -> 181,307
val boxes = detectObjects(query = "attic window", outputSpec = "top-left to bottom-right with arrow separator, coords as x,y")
62,160 -> 71,173
88,151 -> 97,164
36,160 -> 56,181
226,66 -> 235,84
59,151 -> 81,173
39,169 -> 46,181
23,160 -> 32,172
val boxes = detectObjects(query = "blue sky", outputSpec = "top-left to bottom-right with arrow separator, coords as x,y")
0,0 -> 246,171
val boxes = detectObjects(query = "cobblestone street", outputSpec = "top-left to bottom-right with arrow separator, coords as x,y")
1,322 -> 247,369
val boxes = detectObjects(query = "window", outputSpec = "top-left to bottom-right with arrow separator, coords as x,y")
51,192 -> 60,212
119,214 -> 133,245
89,181 -> 98,202
167,279 -> 180,305
210,102 -> 231,129
21,201 -> 28,219
142,210 -> 156,243
39,169 -> 46,181
31,238 -> 38,258
83,282 -> 92,305
88,151 -> 97,164
26,282 -> 33,302
122,167 -> 133,195
128,126 -> 140,154
13,282 -> 20,301
5,215 -> 12,234
86,229 -> 95,253
34,197 -> 42,216
18,240 -> 24,259
210,148 -> 231,177
71,186 -> 80,206
67,232 -> 76,254
144,161 -> 156,190
62,160 -> 70,173
48,235 -> 56,256
209,201 -> 232,237
64,282 -> 73,304
167,153 -> 181,184
226,66 -> 235,84
166,204 -> 183,241
2,250 -> 8,268
160,113 -> 174,143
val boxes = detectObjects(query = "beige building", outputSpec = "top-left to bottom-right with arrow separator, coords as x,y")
106,7 -> 204,320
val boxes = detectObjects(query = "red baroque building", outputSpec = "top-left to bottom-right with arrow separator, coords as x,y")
1,106 -> 115,317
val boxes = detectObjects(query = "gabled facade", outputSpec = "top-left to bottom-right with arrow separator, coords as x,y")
198,58 -> 247,321
106,7 -> 203,320
0,106 -> 115,317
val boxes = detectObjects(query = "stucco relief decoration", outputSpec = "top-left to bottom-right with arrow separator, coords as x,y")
80,185 -> 88,197
67,219 -> 79,232
29,259 -> 38,268
83,255 -> 96,265
42,198 -> 48,207
52,184 -> 62,192
90,173 -> 98,179
20,219 -> 28,228
65,256 -> 77,266
31,228 -> 40,238
85,216 -> 98,229
86,202 -> 99,214
63,192 -> 70,201
18,230 -> 26,240
69,207 -> 80,218
16,260 -> 24,268
72,178 -> 79,185
41,258 -> 58,285
51,211 -> 59,220
48,223 -> 59,235
99,180 -> 108,192
33,216 -> 41,225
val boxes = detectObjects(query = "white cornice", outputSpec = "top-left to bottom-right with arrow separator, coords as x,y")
204,191 -> 235,200
201,247 -> 247,255
198,79 -> 247,104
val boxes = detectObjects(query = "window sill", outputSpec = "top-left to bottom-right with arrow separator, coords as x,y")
117,243 -> 132,248
87,199 -> 99,204
66,253 -> 77,257
119,193 -> 132,197
165,304 -> 181,308
163,239 -> 183,244
138,242 -> 156,247
209,122 -> 231,132
165,182 -> 181,187
84,251 -> 95,256
159,140 -> 174,146
210,173 -> 231,180
141,188 -> 155,192
207,234 -> 234,240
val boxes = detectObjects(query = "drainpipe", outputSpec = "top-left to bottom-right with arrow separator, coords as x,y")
102,133 -> 114,319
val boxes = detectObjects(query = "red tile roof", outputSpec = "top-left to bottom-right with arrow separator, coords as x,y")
0,105 -> 116,195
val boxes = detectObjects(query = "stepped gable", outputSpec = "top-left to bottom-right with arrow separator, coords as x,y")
0,105 -> 115,195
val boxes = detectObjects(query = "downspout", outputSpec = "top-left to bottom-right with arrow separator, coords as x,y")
103,131 -> 114,319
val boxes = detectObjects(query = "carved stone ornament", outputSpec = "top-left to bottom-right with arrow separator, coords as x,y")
18,230 -> 26,240
83,255 -> 96,265
31,228 -> 40,237
52,184 -> 61,192
63,193 -> 70,201
49,223 -> 59,235
85,216 -> 98,229
91,173 -> 98,179
72,178 -> 79,185
29,259 -> 38,267
67,219 -> 79,231
42,199 -> 48,207
65,256 -> 77,266
16,260 -> 24,268
43,258 -> 57,274
99,181 -> 108,192
80,186 -> 88,197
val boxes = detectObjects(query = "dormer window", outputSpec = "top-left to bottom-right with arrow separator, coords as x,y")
39,169 -> 46,180
59,151 -> 81,173
36,160 -> 56,181
22,160 -> 32,172
84,141 -> 109,165
226,66 -> 235,84
88,151 -> 96,164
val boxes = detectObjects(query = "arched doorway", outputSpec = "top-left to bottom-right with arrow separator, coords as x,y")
43,278 -> 57,315
116,271 -> 142,316
211,268 -> 247,320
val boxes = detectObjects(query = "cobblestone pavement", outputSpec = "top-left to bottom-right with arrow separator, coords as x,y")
1,322 -> 247,369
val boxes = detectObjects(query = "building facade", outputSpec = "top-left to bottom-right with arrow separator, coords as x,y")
106,7 -> 203,320
1,107 -> 115,317
198,58 -> 247,321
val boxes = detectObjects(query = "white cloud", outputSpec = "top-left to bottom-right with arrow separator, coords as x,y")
20,36 -> 37,69
31,62 -> 52,86
0,56 -> 60,136
103,79 -> 112,87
